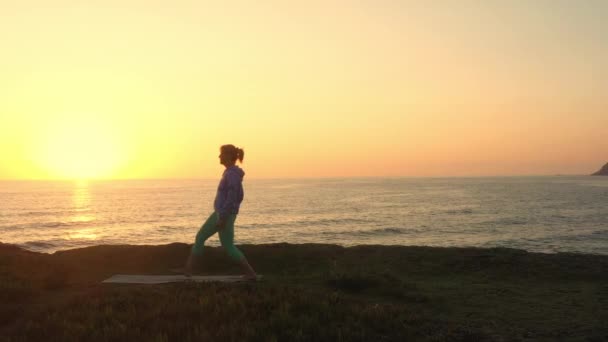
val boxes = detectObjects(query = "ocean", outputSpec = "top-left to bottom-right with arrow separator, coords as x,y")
1,176 -> 606,254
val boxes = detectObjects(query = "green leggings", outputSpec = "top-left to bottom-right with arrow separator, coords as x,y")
191,212 -> 245,261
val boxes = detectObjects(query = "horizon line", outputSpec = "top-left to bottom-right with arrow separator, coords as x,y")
0,173 -> 595,182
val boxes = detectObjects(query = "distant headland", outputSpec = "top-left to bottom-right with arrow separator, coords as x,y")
591,162 -> 608,176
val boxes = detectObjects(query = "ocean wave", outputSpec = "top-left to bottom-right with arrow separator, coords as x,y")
590,230 -> 608,237
556,230 -> 608,242
301,218 -> 373,226
350,227 -> 422,237
1,210 -> 56,218
21,240 -> 58,250
17,211 -> 55,217
371,227 -> 407,234
1,208 -> 93,218
483,217 -> 528,226
156,225 -> 190,232
483,232 -> 608,255
20,239 -> 92,253
43,220 -> 99,228
444,208 -> 474,215
1,220 -> 97,230
241,217 -> 373,229
41,222 -> 75,228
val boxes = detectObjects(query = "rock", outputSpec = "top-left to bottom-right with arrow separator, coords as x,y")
591,162 -> 608,176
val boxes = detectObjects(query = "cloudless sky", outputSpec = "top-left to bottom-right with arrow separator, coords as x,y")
1,0 -> 606,179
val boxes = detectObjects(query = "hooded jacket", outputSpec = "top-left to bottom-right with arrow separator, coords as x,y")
214,165 -> 245,219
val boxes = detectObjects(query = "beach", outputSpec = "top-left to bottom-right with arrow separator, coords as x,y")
1,242 -> 607,341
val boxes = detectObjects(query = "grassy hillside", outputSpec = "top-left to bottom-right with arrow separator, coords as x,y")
1,242 -> 607,341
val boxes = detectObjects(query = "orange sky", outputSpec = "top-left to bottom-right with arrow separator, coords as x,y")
1,1 -> 606,179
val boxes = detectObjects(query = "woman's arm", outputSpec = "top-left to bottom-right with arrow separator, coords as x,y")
216,172 -> 240,229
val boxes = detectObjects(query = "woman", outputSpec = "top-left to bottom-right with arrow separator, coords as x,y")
182,144 -> 257,280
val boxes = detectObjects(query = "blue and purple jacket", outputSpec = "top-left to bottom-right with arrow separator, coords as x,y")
214,165 -> 245,219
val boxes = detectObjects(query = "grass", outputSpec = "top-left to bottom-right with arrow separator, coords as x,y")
0,242 -> 607,341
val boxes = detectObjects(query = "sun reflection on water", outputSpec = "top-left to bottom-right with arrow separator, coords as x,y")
68,180 -> 98,239
68,228 -> 99,240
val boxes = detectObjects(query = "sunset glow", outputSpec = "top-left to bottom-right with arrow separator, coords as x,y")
32,117 -> 126,179
1,1 -> 606,179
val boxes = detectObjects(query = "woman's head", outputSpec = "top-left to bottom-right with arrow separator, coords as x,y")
219,144 -> 244,166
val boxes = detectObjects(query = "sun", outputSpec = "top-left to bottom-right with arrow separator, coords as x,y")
36,118 -> 126,179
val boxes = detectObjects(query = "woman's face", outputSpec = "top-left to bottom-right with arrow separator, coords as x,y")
219,150 -> 233,166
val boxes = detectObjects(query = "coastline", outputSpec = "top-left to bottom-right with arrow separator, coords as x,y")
1,242 -> 607,340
